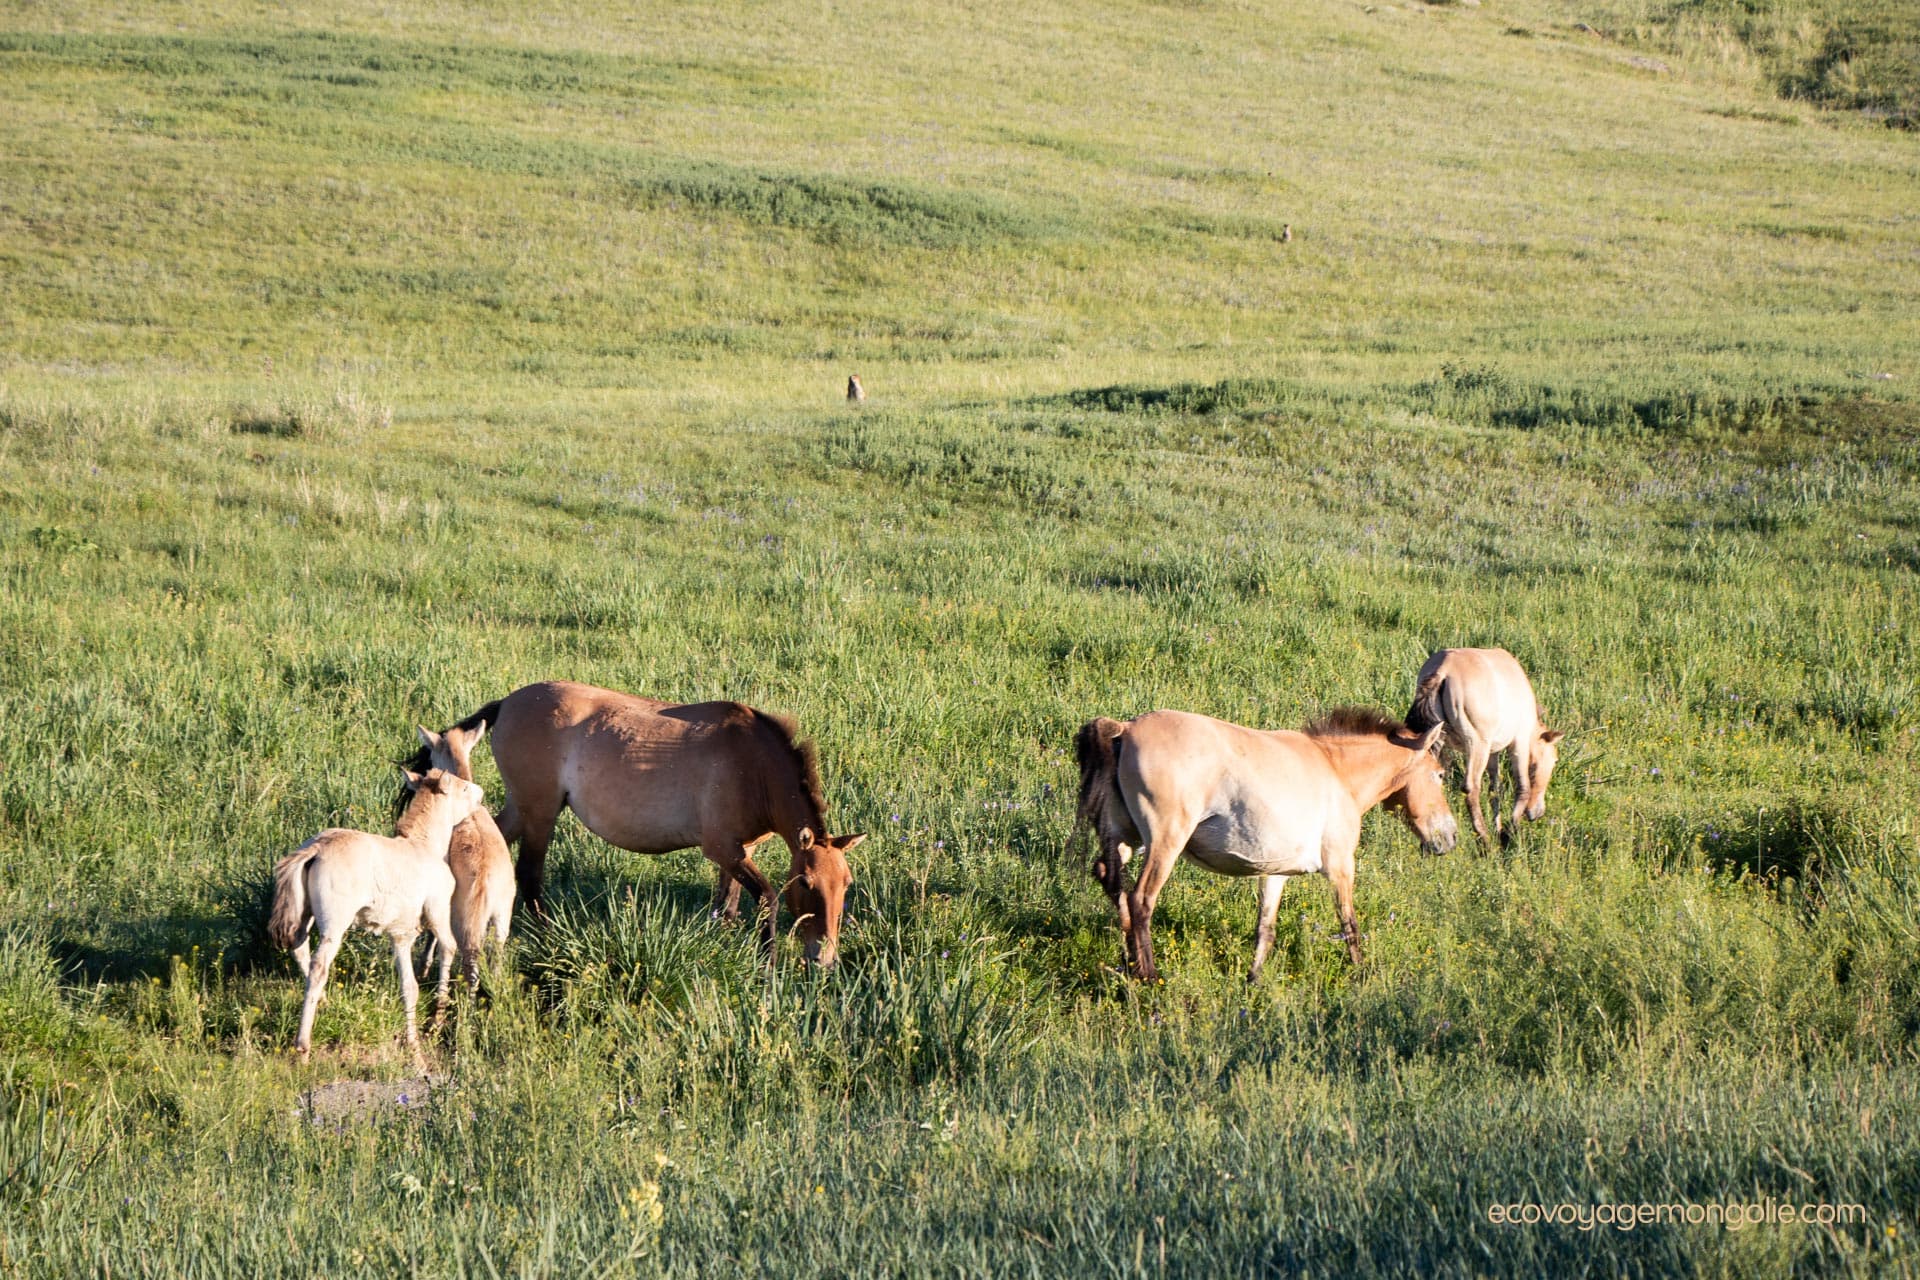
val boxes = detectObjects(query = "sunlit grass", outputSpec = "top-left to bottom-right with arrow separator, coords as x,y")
1,0 -> 1918,1273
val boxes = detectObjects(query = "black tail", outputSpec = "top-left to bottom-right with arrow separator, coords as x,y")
395,699 -> 502,816
1406,672 -> 1447,736
1068,717 -> 1129,859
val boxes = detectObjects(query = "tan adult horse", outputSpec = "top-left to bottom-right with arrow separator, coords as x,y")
1072,708 -> 1456,980
434,682 -> 862,965
1406,647 -> 1565,848
408,721 -> 515,989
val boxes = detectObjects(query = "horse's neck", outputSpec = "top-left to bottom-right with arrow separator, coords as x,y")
775,798 -> 828,855
1320,738 -> 1408,809
393,798 -> 461,854
433,752 -> 475,783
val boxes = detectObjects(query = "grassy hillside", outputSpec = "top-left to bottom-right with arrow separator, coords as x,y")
2,0 -> 1918,1275
1537,0 -> 1920,125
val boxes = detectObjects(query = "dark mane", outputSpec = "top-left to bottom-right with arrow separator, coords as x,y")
754,708 -> 829,826
393,743 -> 434,820
1305,706 -> 1409,739
392,784 -> 433,838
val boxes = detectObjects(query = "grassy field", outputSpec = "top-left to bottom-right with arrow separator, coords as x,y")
3,0 -> 1919,1275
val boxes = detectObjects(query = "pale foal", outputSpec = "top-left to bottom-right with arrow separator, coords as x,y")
267,768 -> 483,1064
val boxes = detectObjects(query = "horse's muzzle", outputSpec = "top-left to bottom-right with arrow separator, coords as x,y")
805,938 -> 838,968
1424,818 -> 1459,854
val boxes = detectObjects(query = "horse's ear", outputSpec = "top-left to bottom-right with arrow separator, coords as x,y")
400,767 -> 424,789
1415,723 -> 1446,756
417,725 -> 440,750
837,833 -> 866,852
797,827 -> 816,852
468,720 -> 488,747
1540,729 -> 1566,745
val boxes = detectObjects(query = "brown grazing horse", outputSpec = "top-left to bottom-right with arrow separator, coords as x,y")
406,722 -> 515,989
1073,708 -> 1456,980
1406,647 -> 1565,848
435,682 -> 862,965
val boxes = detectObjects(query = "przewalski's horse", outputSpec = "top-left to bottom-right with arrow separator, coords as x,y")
1406,647 -> 1565,848
405,721 -> 515,989
437,682 -> 863,965
1072,708 -> 1456,981
268,768 -> 483,1063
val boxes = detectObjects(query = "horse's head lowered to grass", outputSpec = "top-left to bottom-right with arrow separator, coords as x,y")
1381,722 -> 1460,854
785,828 -> 864,967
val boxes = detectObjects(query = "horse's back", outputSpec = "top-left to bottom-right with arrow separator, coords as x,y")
494,681 -> 676,740
495,683 -> 750,755
489,682 -> 676,817
1417,648 -> 1538,746
1118,711 -> 1342,873
496,685 -> 773,855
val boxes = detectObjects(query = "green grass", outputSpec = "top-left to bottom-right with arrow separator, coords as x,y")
1536,0 -> 1920,125
2,0 -> 1919,1274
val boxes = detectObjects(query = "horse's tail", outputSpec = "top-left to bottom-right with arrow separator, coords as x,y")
451,873 -> 488,983
267,843 -> 320,950
450,839 -> 511,973
1068,717 -> 1129,858
396,699 -> 503,814
1406,670 -> 1449,736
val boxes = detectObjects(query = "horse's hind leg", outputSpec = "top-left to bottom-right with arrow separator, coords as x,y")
291,926 -> 313,980
1248,874 -> 1293,982
391,930 -> 427,1068
294,931 -> 344,1061
494,794 -> 524,846
424,899 -> 458,1029
1463,739 -> 1494,847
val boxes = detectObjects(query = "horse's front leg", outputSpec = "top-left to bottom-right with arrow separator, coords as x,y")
1504,740 -> 1534,843
1324,850 -> 1364,966
709,866 -> 745,922
1093,839 -> 1135,959
704,840 -> 777,959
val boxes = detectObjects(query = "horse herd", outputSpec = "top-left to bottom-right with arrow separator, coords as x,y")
267,647 -> 1564,1061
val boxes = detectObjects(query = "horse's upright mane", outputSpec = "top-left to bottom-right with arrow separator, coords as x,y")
391,773 -> 448,838
1305,707 -> 1408,739
393,744 -> 433,820
754,708 -> 829,825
